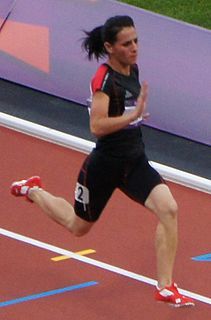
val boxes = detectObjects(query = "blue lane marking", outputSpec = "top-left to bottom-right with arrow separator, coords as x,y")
192,253 -> 211,262
0,281 -> 98,308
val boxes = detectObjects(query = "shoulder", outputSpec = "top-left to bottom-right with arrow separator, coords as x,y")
91,64 -> 113,93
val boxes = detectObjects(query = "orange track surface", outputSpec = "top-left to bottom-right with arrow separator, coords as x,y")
0,126 -> 210,319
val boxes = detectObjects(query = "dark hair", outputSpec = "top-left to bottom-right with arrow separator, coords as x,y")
82,15 -> 135,61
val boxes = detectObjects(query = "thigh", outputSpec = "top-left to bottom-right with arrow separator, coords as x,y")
74,151 -> 121,222
120,155 -> 164,205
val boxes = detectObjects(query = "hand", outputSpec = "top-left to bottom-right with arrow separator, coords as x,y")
134,81 -> 150,121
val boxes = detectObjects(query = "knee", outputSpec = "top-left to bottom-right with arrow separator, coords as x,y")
72,228 -> 89,237
68,219 -> 94,237
158,199 -> 178,227
153,196 -> 178,220
166,199 -> 178,219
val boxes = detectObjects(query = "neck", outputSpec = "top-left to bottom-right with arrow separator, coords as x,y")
107,59 -> 130,76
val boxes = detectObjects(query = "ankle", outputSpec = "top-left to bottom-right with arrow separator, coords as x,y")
157,281 -> 172,290
28,186 -> 42,201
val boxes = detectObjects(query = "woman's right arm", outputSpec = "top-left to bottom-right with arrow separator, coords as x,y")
90,81 -> 149,138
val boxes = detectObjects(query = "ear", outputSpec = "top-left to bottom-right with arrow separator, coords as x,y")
104,42 -> 113,54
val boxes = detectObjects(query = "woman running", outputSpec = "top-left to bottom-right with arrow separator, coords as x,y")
11,15 -> 194,307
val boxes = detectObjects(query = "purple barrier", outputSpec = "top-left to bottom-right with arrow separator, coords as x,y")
0,0 -> 16,29
0,0 -> 210,145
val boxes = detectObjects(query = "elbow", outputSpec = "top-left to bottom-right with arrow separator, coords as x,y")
90,123 -> 104,138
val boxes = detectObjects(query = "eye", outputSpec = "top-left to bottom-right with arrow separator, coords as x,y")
122,38 -> 138,47
123,41 -> 131,47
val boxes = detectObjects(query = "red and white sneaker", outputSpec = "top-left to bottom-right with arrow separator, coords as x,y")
155,282 -> 195,307
10,176 -> 42,202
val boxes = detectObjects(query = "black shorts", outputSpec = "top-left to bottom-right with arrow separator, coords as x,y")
74,150 -> 164,222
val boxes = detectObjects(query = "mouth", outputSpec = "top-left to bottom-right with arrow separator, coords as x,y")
130,55 -> 137,60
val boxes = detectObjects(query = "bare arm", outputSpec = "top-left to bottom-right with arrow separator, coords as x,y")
90,81 -> 149,138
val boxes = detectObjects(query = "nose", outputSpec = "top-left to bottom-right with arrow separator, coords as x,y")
131,40 -> 138,52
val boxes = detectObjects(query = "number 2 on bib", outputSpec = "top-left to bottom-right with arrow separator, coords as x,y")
75,182 -> 89,204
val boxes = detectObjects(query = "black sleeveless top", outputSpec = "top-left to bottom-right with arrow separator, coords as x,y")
88,63 -> 145,159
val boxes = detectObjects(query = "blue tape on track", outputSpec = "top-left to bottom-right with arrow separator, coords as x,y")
192,253 -> 211,261
0,281 -> 98,308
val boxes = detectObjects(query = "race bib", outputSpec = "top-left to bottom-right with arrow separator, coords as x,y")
75,182 -> 89,204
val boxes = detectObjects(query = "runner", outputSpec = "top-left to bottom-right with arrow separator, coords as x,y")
10,15 -> 194,307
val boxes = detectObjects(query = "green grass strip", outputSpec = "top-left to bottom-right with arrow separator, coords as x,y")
118,0 -> 211,29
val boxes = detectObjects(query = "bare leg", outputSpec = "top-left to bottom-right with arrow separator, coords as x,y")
28,188 -> 94,237
145,184 -> 178,289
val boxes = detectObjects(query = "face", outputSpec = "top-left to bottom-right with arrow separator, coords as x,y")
105,27 -> 138,66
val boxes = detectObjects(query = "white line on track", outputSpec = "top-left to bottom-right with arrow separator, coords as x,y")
0,227 -> 210,305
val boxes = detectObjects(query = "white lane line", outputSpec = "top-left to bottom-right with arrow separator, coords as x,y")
1,227 -> 210,305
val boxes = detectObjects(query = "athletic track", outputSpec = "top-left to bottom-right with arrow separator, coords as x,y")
0,118 -> 210,319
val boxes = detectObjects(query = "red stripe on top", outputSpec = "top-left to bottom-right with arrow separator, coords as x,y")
91,64 -> 109,94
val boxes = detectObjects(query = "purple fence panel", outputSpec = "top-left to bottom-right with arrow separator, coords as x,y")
0,0 -> 210,145
0,0 -> 16,29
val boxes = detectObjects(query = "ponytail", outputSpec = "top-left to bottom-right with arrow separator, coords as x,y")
82,26 -> 106,61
